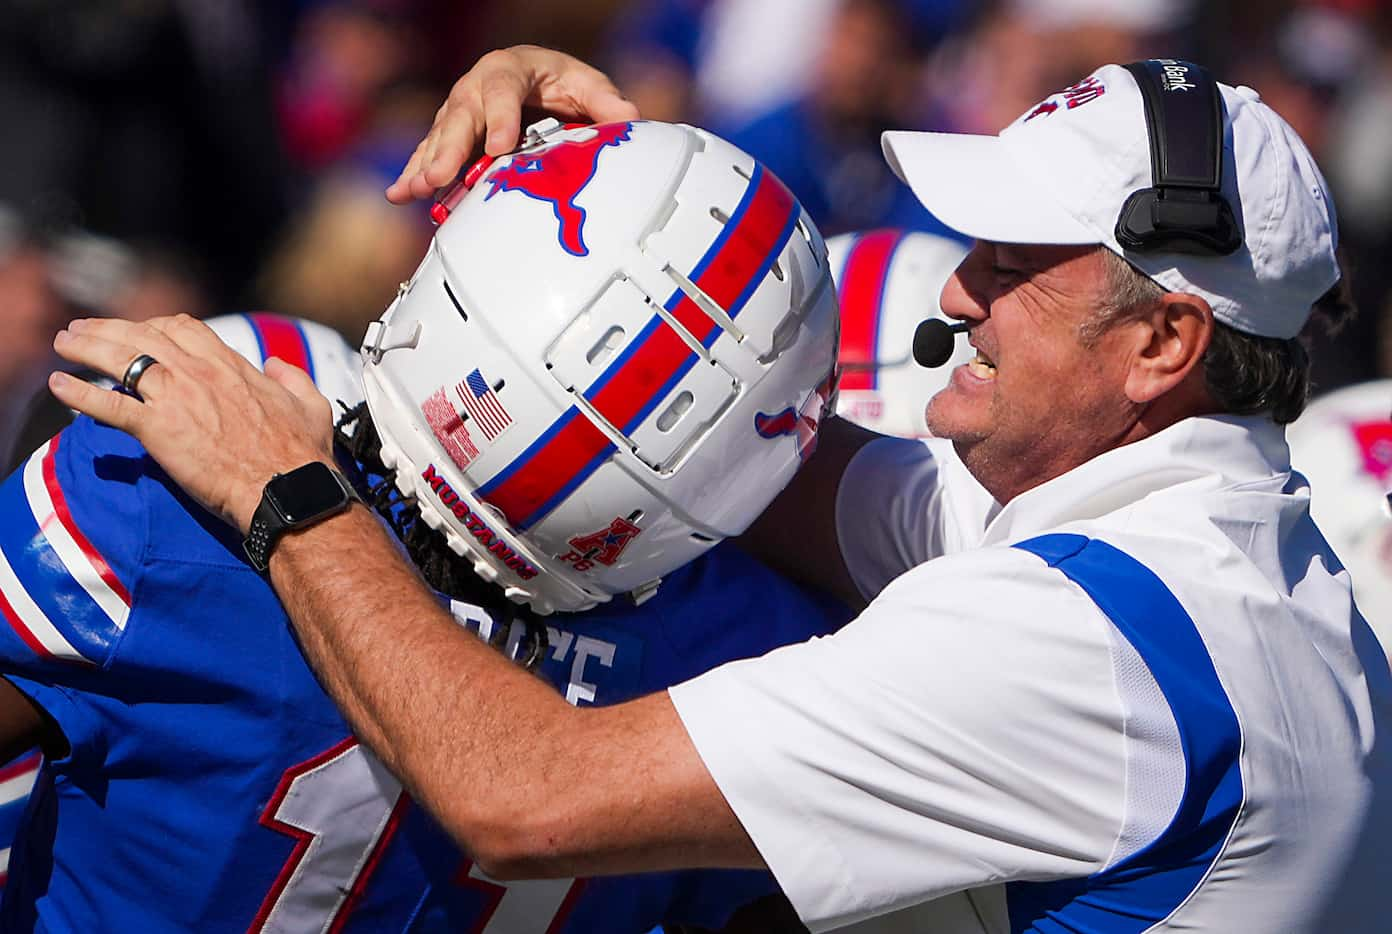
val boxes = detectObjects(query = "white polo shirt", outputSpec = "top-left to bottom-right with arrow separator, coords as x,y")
669,415 -> 1392,932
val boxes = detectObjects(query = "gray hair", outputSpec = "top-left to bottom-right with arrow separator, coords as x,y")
1089,249 -> 1352,425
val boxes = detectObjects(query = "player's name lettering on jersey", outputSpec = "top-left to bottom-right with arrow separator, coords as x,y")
448,602 -> 619,707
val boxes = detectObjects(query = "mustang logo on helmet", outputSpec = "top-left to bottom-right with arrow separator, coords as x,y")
483,122 -> 635,257
754,407 -> 799,439
754,370 -> 838,463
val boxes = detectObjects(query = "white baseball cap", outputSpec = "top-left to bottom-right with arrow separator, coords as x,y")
882,62 -> 1339,339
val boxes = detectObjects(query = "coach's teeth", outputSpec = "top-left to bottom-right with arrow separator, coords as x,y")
969,350 -> 997,379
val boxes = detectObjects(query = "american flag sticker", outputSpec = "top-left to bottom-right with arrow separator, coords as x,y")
456,368 -> 513,441
421,388 -> 480,470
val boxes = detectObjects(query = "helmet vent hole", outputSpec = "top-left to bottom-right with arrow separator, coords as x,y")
732,164 -> 753,182
492,378 -> 505,392
656,391 -> 694,432
690,532 -> 717,543
627,509 -> 644,522
586,326 -> 626,366
770,260 -> 784,282
442,280 -> 468,321
710,207 -> 730,225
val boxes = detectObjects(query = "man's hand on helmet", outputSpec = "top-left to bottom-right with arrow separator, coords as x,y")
386,45 -> 639,206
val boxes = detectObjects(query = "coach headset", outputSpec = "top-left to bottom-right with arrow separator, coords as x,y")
913,58 -> 1241,368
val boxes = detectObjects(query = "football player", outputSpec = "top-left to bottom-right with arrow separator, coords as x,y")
0,121 -> 846,932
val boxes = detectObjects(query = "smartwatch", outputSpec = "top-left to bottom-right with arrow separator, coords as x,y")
243,462 -> 359,573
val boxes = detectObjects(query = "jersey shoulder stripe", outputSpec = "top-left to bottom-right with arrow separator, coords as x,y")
0,750 -> 41,887
27,436 -> 132,616
0,434 -> 136,666
1008,533 -> 1244,934
0,751 -> 40,806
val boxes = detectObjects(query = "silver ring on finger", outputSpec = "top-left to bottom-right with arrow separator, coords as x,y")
121,354 -> 160,397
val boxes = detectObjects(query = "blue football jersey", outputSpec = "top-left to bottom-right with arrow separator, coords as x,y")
0,751 -> 40,890
0,415 -> 849,932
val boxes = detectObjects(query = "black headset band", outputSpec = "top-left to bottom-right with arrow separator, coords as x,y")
1115,59 -> 1242,256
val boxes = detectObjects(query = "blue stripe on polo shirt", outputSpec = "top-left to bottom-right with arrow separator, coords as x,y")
1007,533 -> 1243,934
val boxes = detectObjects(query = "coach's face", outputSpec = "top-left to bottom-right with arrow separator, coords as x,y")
927,241 -> 1141,503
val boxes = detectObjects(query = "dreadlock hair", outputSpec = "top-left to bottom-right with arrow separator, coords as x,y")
1090,249 -> 1357,425
334,402 -> 550,669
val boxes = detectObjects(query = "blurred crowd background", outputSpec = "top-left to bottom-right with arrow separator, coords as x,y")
2,0 -> 1391,461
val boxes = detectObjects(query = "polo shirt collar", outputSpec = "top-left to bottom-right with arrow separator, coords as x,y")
979,414 -> 1291,548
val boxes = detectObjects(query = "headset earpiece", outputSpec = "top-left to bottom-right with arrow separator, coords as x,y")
1115,60 -> 1242,257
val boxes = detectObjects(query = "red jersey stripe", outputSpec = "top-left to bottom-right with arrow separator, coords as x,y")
0,587 -> 53,661
42,435 -> 132,608
0,750 -> 41,784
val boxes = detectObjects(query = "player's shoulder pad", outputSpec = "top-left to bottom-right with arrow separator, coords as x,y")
0,417 -> 148,670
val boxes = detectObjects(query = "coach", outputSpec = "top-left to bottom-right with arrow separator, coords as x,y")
49,51 -> 1392,932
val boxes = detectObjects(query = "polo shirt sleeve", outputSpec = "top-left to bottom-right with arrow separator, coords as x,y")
667,546 -> 1131,931
834,436 -> 998,600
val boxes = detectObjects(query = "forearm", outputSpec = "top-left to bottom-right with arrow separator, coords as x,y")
269,505 -> 757,876
0,677 -> 64,762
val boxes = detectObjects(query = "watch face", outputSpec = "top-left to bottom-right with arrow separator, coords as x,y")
266,462 -> 347,524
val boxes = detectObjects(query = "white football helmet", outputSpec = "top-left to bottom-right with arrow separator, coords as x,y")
206,312 -> 364,409
827,230 -> 969,438
360,119 -> 838,613
1288,380 -> 1392,644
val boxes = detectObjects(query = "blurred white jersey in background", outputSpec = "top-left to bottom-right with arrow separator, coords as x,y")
1289,379 -> 1392,647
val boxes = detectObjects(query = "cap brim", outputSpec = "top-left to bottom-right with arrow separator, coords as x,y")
882,130 -> 1099,246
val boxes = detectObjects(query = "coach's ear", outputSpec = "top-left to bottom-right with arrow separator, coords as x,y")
1123,291 -> 1214,406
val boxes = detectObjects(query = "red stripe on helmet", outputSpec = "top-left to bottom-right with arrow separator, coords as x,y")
478,165 -> 799,529
477,409 -> 617,531
836,229 -> 904,391
587,164 -> 797,435
247,313 -> 313,376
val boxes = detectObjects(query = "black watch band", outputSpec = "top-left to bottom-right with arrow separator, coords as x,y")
243,462 -> 359,573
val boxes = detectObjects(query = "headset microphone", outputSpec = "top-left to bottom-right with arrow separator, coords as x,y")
912,319 -> 970,368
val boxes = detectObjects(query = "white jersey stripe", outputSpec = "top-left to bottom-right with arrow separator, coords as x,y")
0,760 -> 39,806
22,440 -> 130,630
0,537 -> 88,663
